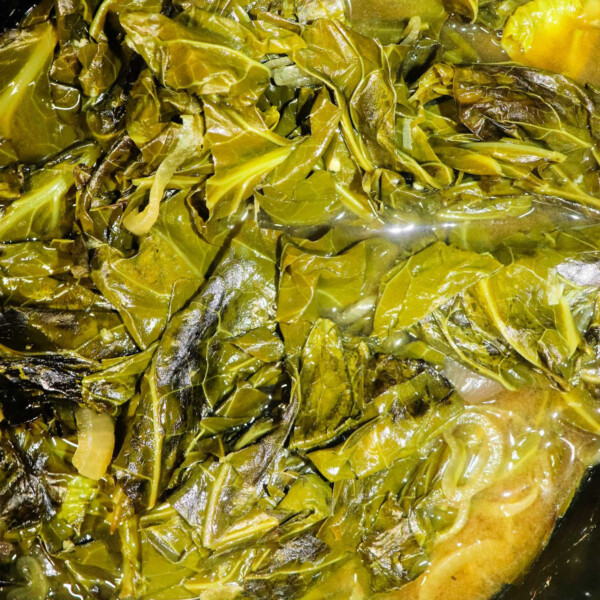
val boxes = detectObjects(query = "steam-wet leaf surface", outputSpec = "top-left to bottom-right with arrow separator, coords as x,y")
1,1 -> 600,600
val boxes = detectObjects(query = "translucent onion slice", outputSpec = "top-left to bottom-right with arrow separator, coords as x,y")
441,412 -> 505,503
497,484 -> 540,517
72,407 -> 115,481
418,539 -> 503,600
123,115 -> 203,236
434,500 -> 471,543
443,358 -> 504,404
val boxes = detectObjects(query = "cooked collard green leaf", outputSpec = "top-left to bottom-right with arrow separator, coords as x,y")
2,1 -> 600,599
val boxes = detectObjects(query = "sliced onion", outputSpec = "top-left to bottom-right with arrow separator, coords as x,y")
443,358 -> 504,404
418,539 -> 502,600
434,500 -> 472,544
123,115 -> 202,236
72,407 -> 115,481
441,412 -> 504,503
497,484 -> 540,518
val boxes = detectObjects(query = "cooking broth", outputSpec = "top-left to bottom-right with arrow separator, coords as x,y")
388,387 -> 598,600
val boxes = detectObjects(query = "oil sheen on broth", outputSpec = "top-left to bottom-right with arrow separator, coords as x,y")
385,386 -> 598,600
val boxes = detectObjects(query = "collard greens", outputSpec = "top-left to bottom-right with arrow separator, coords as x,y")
2,1 -> 600,599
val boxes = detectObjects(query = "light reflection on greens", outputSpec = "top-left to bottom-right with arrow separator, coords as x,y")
1,1 -> 600,599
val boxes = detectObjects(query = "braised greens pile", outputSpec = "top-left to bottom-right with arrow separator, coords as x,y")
2,0 -> 600,599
